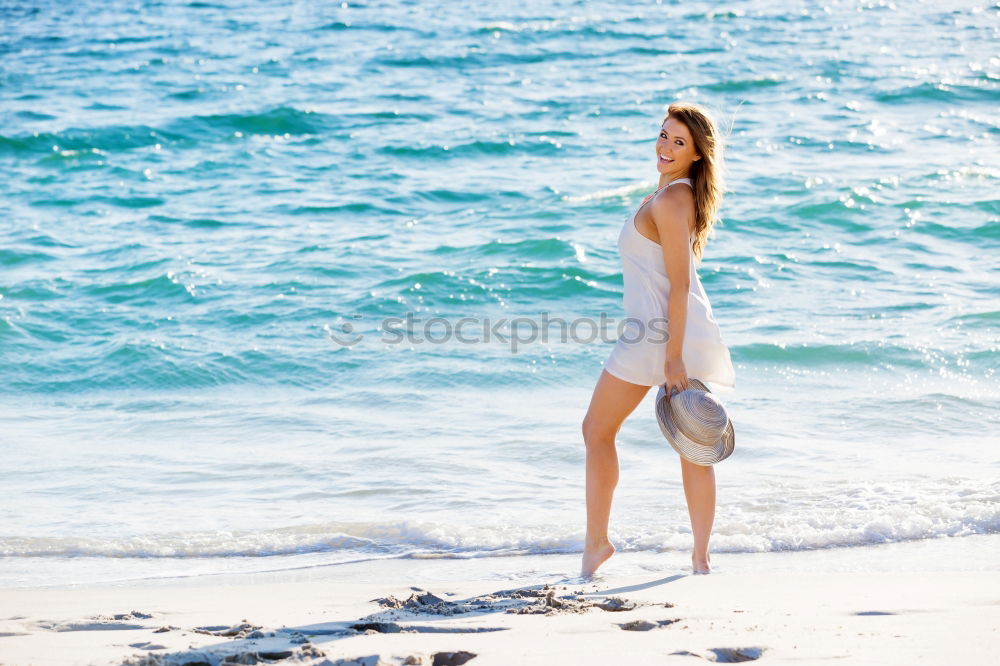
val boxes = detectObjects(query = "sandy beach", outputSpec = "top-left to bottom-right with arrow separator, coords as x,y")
3,535 -> 998,666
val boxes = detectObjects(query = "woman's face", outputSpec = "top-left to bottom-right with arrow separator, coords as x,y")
655,116 -> 701,178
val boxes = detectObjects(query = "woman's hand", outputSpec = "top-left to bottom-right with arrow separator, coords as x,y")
663,356 -> 689,400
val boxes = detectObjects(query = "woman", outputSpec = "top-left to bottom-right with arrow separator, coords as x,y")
581,102 -> 736,578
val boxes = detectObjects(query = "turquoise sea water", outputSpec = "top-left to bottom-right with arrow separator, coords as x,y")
1,0 -> 998,587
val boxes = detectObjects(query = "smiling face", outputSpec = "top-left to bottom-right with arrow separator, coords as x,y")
655,116 -> 701,179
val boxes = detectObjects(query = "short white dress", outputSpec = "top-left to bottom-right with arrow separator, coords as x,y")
602,178 -> 736,392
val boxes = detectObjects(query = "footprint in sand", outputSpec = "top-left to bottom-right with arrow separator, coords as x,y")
594,596 -> 637,612
427,651 -> 477,666
328,651 -> 477,666
349,621 -> 505,635
670,646 -> 767,662
854,610 -> 896,615
618,618 -> 680,631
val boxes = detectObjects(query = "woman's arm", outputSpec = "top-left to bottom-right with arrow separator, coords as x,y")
649,190 -> 693,391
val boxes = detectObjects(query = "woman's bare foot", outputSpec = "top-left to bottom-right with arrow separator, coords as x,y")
581,539 -> 616,577
692,551 -> 712,575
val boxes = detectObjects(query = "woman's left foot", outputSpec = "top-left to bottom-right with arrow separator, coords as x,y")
692,552 -> 711,575
581,539 -> 616,578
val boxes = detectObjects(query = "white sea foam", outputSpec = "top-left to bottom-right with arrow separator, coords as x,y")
3,474 -> 996,564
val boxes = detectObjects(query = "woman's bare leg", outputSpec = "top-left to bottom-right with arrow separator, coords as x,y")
580,370 -> 651,577
680,456 -> 715,573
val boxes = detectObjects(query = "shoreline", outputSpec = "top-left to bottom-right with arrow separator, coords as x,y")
5,532 -> 998,591
2,535 -> 998,665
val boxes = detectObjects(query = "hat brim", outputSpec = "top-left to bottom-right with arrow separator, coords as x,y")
655,378 -> 735,466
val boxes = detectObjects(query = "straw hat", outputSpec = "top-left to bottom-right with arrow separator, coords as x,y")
655,378 -> 735,466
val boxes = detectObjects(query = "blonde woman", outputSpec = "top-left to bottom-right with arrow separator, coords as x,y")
581,102 -> 736,578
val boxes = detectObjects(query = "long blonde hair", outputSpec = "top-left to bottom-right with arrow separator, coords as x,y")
664,102 -> 727,261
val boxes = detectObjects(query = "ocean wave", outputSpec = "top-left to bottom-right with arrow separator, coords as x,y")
431,237 -> 579,259
910,219 -> 1000,243
371,263 -> 614,304
378,138 -> 570,160
1,342 -> 322,393
873,81 -> 998,105
0,124 -> 182,156
732,341 -> 928,368
0,248 -> 57,266
4,478 -> 996,559
0,106 -> 338,159
177,106 -> 328,137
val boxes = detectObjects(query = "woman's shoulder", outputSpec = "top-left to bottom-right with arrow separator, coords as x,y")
649,183 -> 695,214
649,184 -> 696,235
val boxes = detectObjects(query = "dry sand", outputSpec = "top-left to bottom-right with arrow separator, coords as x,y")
2,538 -> 998,665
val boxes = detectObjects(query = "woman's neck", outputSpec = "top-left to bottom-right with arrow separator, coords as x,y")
657,173 -> 691,189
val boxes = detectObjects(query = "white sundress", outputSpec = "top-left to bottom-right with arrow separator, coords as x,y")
602,177 -> 736,392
